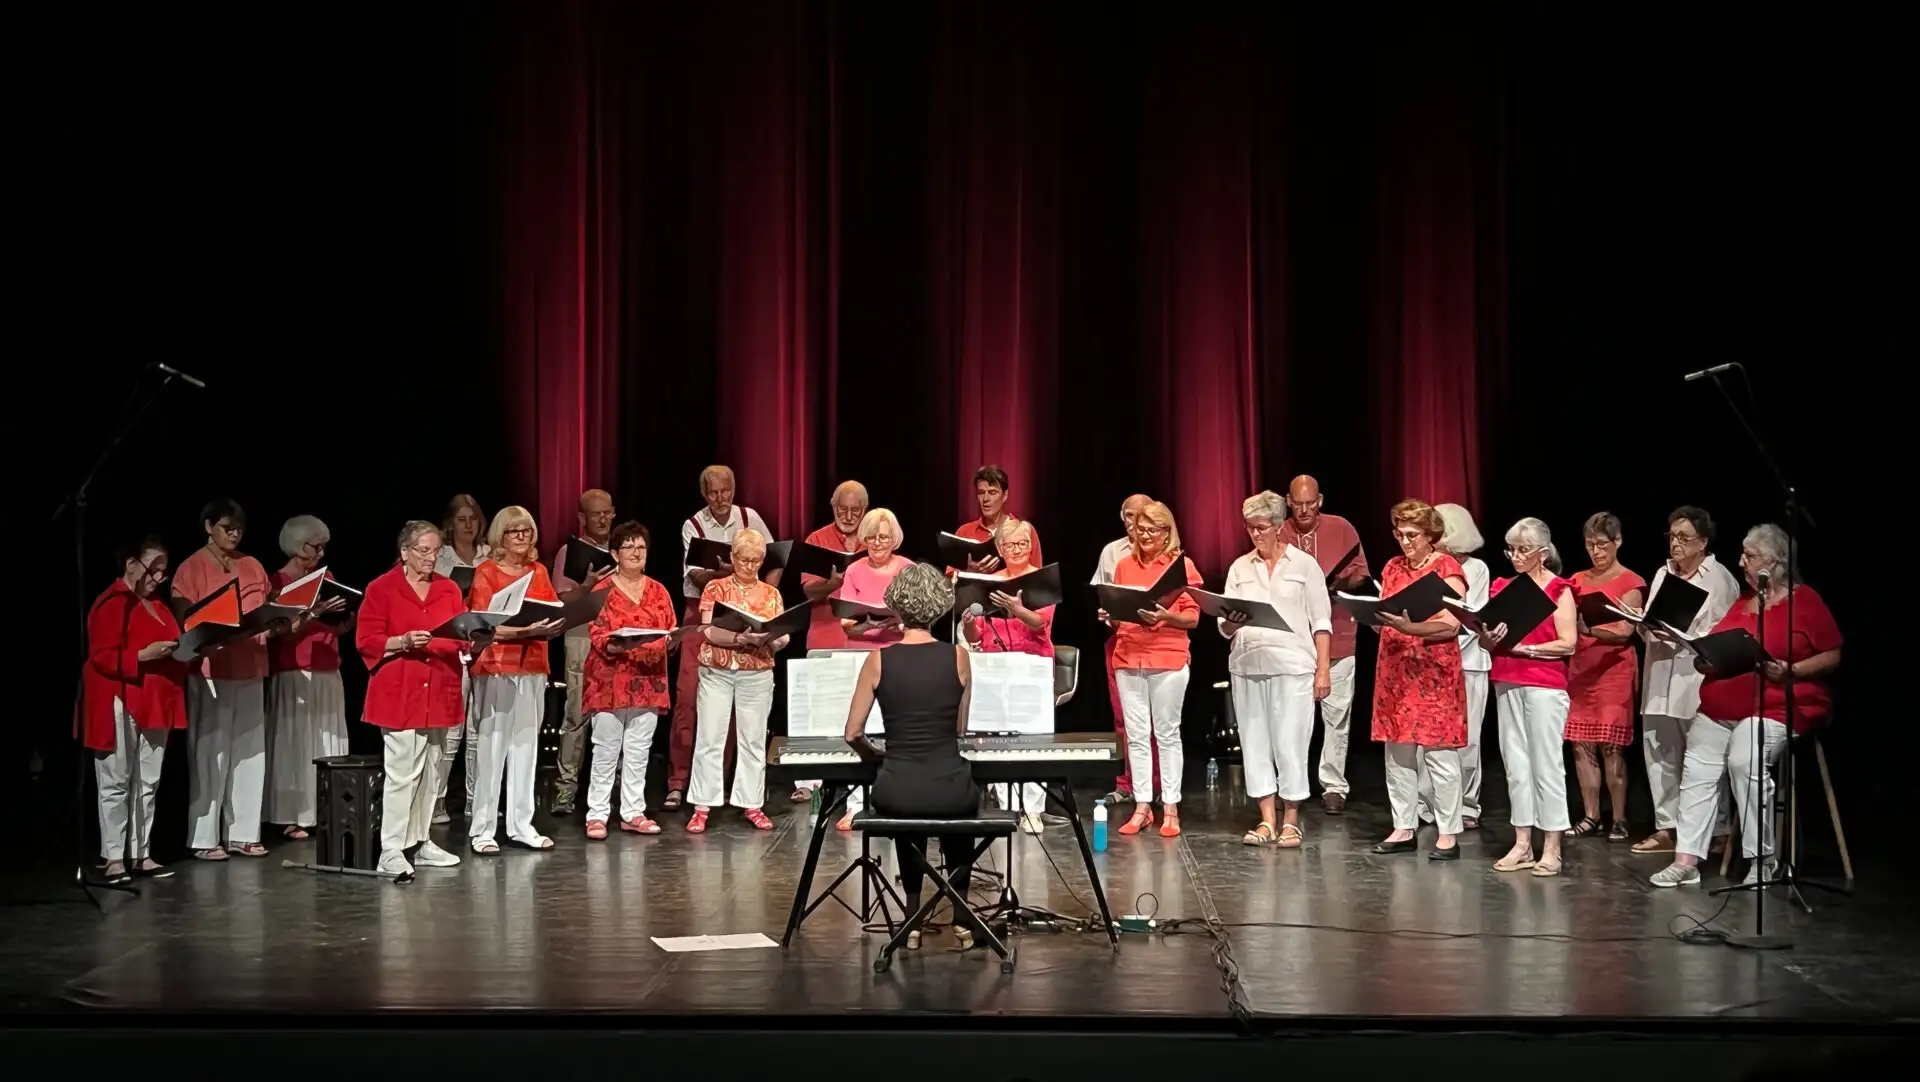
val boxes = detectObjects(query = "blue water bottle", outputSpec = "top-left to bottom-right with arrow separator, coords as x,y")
1092,799 -> 1108,853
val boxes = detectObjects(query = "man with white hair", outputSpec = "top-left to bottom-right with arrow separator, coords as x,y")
663,465 -> 771,812
549,488 -> 616,815
790,480 -> 870,802
1093,493 -> 1152,801
1276,475 -> 1370,814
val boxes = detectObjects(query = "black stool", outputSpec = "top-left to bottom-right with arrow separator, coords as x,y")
853,809 -> 1020,974
314,754 -> 384,870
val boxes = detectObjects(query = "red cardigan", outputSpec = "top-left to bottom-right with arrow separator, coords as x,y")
80,580 -> 188,752
355,566 -> 469,730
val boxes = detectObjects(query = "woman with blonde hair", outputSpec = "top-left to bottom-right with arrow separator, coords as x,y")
432,493 -> 489,823
838,508 -> 911,650
1417,503 -> 1490,831
689,528 -> 790,833
465,505 -> 565,854
1102,500 -> 1202,838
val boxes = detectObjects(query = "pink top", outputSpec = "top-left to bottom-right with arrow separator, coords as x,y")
840,555 -> 912,650
173,547 -> 272,681
975,564 -> 1055,657
1488,574 -> 1576,690
268,566 -> 342,673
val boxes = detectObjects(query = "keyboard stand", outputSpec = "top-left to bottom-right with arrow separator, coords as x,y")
781,781 -> 906,946
1048,779 -> 1119,947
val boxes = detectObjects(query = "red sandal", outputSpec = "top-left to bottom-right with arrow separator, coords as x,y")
744,808 -> 774,830
1117,805 -> 1155,835
585,820 -> 608,840
686,808 -> 710,834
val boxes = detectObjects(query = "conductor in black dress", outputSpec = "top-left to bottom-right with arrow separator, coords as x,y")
844,562 -> 987,947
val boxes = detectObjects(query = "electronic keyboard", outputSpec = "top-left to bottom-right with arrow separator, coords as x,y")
767,732 -> 1121,787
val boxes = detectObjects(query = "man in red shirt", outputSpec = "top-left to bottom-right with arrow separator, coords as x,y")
1276,475 -> 1370,814
953,465 -> 1043,572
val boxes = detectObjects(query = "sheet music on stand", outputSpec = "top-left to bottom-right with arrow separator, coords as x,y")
964,652 -> 1054,734
787,653 -> 883,736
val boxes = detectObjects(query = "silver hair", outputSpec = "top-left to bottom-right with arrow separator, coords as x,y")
279,515 -> 330,557
1241,490 -> 1284,523
1504,516 -> 1560,570
397,520 -> 441,553
1435,503 -> 1484,555
831,480 -> 869,506
884,562 -> 955,629
857,507 -> 901,543
1743,523 -> 1797,584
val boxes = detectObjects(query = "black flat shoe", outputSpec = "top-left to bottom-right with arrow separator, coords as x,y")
1371,838 -> 1417,854
1428,845 -> 1460,861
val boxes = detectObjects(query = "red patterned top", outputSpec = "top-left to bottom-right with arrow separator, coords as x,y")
697,574 -> 783,671
584,574 -> 678,712
1370,554 -> 1467,748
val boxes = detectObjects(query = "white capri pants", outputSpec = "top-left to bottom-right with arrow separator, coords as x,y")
96,698 -> 167,862
469,673 -> 547,844
188,675 -> 268,851
1387,742 -> 1463,834
1495,682 -> 1571,833
1231,672 -> 1314,802
1116,666 -> 1189,805
1677,714 -> 1787,861
588,707 -> 660,823
692,667 -> 774,809
1420,669 -> 1487,822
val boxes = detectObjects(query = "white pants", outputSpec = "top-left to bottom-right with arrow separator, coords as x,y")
692,667 -> 774,809
382,727 -> 446,854
95,698 -> 167,861
1315,656 -> 1357,795
1116,666 -> 1188,805
188,675 -> 268,851
1231,673 -> 1314,802
1386,742 -> 1462,834
588,708 -> 659,822
991,783 -> 1049,814
470,673 -> 546,843
436,669 -> 478,808
1419,669 -> 1488,822
1495,683 -> 1571,832
1677,715 -> 1787,861
266,669 -> 350,827
1645,710 -> 1735,833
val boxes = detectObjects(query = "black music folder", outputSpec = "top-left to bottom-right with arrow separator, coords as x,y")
1188,587 -> 1291,631
264,567 -> 364,626
830,597 -> 895,622
1324,543 -> 1363,587
446,564 -> 477,595
1673,626 -> 1770,673
170,579 -> 251,662
562,536 -> 615,583
1338,572 -> 1457,626
1444,574 -> 1557,642
1618,573 -> 1710,630
687,537 -> 793,573
556,586 -> 611,630
952,563 -> 1065,616
936,531 -> 998,567
316,578 -> 364,625
610,625 -> 701,645
432,568 -> 536,639
789,542 -> 862,580
710,599 -> 816,641
1576,589 -> 1629,628
1095,558 -> 1192,624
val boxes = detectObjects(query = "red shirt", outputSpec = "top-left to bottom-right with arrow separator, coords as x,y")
584,575 -> 678,712
1697,585 -> 1843,734
1110,551 -> 1203,671
354,566 -> 468,730
1488,574 -> 1576,690
80,580 -> 188,751
800,522 -> 860,651
954,516 -> 1043,570
1278,514 -> 1368,661
467,560 -> 560,676
268,566 -> 342,673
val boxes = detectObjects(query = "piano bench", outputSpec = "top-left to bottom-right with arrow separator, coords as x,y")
853,810 -> 1019,974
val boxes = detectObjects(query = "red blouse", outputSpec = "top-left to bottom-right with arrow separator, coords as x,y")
1697,585 -> 1843,734
268,566 -> 342,673
467,560 -> 560,676
80,580 -> 188,751
584,575 -> 678,712
1110,551 -> 1203,671
354,566 -> 468,730
1487,574 -> 1576,690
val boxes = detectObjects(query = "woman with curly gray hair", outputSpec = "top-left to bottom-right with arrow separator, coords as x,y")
265,515 -> 352,841
842,563 -> 989,950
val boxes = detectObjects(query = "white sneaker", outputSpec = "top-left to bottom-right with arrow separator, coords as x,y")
377,850 -> 413,876
414,839 -> 462,868
431,798 -> 451,825
1743,858 -> 1776,886
1649,863 -> 1701,888
1021,813 -> 1044,835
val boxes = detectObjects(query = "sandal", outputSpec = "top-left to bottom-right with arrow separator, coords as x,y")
1565,817 -> 1603,838
1494,850 -> 1537,873
790,787 -> 812,804
135,859 -> 174,879
1530,857 -> 1564,878
1118,806 -> 1155,836
662,790 -> 685,812
227,842 -> 268,858
471,837 -> 501,855
1462,817 -> 1480,830
686,808 -> 709,834
510,834 -> 555,851
1631,831 -> 1675,854
195,848 -> 230,861
744,808 -> 774,831
620,816 -> 662,835
1607,821 -> 1630,843
1276,823 -> 1304,849
101,861 -> 131,884
585,820 -> 608,840
1242,822 -> 1277,846
283,825 -> 310,840
836,811 -> 855,831
1159,810 -> 1181,838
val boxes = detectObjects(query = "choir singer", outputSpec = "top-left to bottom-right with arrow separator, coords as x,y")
688,528 -> 787,833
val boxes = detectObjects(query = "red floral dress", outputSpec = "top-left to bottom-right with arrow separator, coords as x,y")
1370,554 -> 1467,748
1565,567 -> 1646,745
583,575 -> 678,713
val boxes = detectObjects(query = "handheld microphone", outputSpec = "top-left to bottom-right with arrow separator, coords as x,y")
152,362 -> 208,389
1682,362 -> 1736,382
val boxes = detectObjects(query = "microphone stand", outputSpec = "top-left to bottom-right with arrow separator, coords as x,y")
1698,365 -> 1843,950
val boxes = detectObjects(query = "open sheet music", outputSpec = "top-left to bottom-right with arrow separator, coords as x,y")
1444,574 -> 1557,642
431,569 -> 535,640
1187,587 -> 1291,631
1094,558 -> 1192,624
688,538 -> 793,573
964,652 -> 1055,734
563,537 -> 615,583
171,579 -> 251,662
1660,624 -> 1770,673
786,653 -> 884,736
951,563 -> 1064,615
1338,572 -> 1457,626
711,599 -> 815,641
935,532 -> 998,567
1608,573 -> 1709,630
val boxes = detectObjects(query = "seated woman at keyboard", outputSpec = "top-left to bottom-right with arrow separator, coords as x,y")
844,562 -> 988,952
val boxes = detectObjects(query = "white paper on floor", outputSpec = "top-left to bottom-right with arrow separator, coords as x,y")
650,933 -> 781,953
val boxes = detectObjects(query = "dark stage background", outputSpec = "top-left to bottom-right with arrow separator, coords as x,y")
7,3 -> 1900,861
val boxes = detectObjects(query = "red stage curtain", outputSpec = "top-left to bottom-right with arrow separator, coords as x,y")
499,1 -> 629,546
925,0 -> 1063,528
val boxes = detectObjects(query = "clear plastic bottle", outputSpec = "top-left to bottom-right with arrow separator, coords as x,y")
1206,757 -> 1220,790
1092,799 -> 1108,852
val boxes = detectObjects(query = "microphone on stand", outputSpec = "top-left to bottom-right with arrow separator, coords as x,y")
151,362 -> 208,389
1682,362 -> 1737,382
967,602 -> 1010,652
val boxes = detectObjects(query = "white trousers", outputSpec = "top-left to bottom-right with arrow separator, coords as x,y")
188,675 -> 268,850
436,669 -> 478,808
1116,666 -> 1188,805
692,667 -> 773,809
1315,656 -> 1357,795
1645,710 -> 1736,833
1419,669 -> 1488,822
991,783 -> 1049,814
382,726 -> 446,854
266,669 -> 350,827
470,673 -> 546,843
1386,742 -> 1462,834
1495,683 -> 1571,832
1231,672 -> 1314,802
95,698 -> 167,861
1677,715 -> 1787,861
588,708 -> 659,822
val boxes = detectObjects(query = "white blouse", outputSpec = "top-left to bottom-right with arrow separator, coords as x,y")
1640,554 -> 1741,717
1219,546 -> 1333,678
1453,556 -> 1492,672
434,541 -> 491,578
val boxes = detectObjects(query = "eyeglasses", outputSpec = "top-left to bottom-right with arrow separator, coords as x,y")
503,526 -> 533,538
1392,530 -> 1425,542
617,544 -> 647,554
406,545 -> 440,558
1246,522 -> 1277,535
1134,526 -> 1168,537
1505,545 -> 1542,557
212,522 -> 243,534
1665,532 -> 1702,545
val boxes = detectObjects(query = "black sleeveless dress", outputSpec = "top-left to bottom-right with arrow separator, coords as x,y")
869,641 -> 979,818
